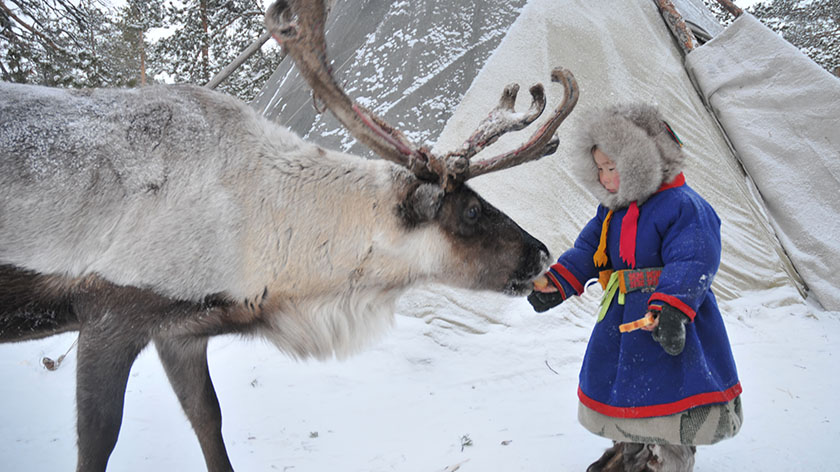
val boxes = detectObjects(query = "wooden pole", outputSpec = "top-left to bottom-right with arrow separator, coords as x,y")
715,0 -> 744,18
206,31 -> 275,89
654,0 -> 698,55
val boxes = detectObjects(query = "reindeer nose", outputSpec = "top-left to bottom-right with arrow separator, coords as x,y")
524,232 -> 551,270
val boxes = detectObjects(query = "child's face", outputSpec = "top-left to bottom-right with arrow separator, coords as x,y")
593,148 -> 619,193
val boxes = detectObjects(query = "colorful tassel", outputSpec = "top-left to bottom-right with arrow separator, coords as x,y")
593,210 -> 613,267
663,120 -> 683,147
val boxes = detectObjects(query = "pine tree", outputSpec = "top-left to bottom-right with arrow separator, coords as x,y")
703,0 -> 839,76
2,0 -> 101,86
114,0 -> 165,87
0,0 -> 165,87
151,0 -> 283,101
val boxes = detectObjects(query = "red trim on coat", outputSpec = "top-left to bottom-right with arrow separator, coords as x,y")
577,382 -> 742,418
658,172 -> 686,192
550,263 -> 584,295
544,272 -> 567,300
648,292 -> 697,321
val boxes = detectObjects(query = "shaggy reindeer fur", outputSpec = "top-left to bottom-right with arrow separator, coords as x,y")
0,81 -> 550,471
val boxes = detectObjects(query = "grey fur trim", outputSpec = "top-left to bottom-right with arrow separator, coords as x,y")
572,103 -> 685,209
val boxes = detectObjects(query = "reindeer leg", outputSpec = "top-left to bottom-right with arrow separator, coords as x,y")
75,322 -> 149,472
155,335 -> 234,472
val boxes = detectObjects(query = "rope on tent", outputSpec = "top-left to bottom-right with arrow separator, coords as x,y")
655,0 -> 699,54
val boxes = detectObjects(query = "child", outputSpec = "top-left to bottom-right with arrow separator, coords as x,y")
529,104 -> 742,471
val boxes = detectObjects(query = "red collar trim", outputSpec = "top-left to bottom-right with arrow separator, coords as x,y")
656,172 -> 685,193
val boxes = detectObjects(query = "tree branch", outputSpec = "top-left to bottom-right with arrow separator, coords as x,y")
0,0 -> 61,51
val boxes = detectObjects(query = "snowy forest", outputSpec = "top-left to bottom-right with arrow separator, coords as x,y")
1,0 -> 837,101
0,0 -> 284,100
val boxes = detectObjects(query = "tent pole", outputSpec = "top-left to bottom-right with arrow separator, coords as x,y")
714,0 -> 744,18
206,31 -> 278,90
654,0 -> 698,55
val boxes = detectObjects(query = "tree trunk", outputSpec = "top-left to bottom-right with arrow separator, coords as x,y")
200,0 -> 209,83
140,30 -> 147,86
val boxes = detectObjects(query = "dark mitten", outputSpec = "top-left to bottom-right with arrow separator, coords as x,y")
651,304 -> 690,355
527,290 -> 566,313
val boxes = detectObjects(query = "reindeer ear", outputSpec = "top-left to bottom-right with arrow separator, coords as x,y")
401,183 -> 444,226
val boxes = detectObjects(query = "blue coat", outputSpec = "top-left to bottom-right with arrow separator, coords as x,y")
550,180 -> 741,418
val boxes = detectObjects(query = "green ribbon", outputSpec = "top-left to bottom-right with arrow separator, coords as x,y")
597,270 -> 625,322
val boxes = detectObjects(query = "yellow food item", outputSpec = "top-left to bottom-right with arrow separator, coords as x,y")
619,313 -> 656,333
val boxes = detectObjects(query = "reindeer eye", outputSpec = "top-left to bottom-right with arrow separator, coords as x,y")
465,204 -> 480,223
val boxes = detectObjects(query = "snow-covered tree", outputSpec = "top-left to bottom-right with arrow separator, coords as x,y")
0,0 -> 167,87
114,0 -> 165,87
1,0 -> 113,86
704,0 -> 839,76
151,0 -> 283,101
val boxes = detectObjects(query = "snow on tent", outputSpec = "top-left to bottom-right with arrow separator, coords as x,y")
253,0 -> 830,318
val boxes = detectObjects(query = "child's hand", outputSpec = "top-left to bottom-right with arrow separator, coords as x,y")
651,305 -> 690,356
640,312 -> 658,331
532,275 -> 557,293
527,290 -> 565,313
527,274 -> 565,313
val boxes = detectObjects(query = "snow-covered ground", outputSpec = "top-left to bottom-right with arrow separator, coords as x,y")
1,286 -> 838,471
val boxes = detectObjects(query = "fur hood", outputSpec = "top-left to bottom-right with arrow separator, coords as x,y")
571,103 -> 684,209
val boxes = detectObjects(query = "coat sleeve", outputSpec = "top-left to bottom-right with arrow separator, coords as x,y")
549,208 -> 605,296
648,195 -> 722,321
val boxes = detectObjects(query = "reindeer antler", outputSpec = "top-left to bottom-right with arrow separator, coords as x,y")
265,0 -> 578,190
448,83 -> 547,161
265,0 -> 436,179
444,67 -> 578,189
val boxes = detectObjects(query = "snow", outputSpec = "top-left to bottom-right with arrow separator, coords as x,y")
1,286 -> 838,471
2,0 -> 839,471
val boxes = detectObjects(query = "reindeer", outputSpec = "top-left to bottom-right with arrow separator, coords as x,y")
0,1 -> 578,470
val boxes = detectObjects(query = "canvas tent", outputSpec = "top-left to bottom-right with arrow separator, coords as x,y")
682,10 -> 840,311
254,0 -> 838,315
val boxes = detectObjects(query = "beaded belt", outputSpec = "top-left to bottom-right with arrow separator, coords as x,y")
597,267 -> 663,322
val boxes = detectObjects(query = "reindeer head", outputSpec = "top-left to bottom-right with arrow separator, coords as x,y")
265,0 -> 579,295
